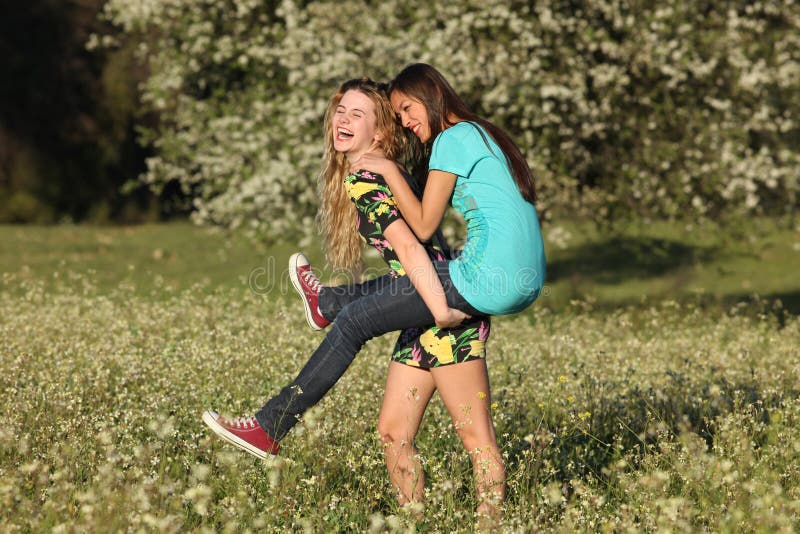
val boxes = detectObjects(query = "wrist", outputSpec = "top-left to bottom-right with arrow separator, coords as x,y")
432,304 -> 450,320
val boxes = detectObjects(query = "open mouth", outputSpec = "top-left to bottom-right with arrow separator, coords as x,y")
337,127 -> 354,141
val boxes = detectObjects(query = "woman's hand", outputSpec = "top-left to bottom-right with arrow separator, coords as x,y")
434,307 -> 471,329
350,152 -> 398,180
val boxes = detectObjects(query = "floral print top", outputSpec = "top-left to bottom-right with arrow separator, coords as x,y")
344,169 -> 490,368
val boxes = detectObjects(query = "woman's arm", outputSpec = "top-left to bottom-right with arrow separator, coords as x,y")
353,155 -> 456,242
383,219 -> 469,328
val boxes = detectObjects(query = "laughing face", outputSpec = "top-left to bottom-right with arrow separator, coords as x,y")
332,90 -> 382,161
390,90 -> 431,143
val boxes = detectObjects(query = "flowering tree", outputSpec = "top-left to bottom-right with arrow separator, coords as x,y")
96,0 -> 800,241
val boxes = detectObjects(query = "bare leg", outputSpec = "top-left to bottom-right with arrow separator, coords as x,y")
377,362 -> 436,505
430,359 -> 505,522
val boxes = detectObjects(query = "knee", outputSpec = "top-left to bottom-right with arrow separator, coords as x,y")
332,302 -> 370,340
323,306 -> 365,352
377,418 -> 415,449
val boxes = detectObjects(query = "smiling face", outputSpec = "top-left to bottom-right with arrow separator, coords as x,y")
390,90 -> 432,143
332,90 -> 382,162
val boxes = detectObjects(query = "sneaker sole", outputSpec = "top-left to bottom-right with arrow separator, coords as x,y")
201,410 -> 269,459
289,252 -> 324,331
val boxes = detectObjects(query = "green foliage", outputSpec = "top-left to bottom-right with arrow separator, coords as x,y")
98,0 -> 800,242
0,144 -> 56,223
0,188 -> 54,224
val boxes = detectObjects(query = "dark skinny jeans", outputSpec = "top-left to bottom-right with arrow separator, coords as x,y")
254,261 -> 481,440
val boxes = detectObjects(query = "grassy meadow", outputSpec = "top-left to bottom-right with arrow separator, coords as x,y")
1,220 -> 799,532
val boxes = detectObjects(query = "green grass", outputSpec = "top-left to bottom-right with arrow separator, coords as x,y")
3,217 -> 799,311
1,223 -> 277,296
539,217 -> 800,312
1,219 -> 799,531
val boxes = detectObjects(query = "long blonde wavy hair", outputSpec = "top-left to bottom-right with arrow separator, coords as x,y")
318,78 -> 414,273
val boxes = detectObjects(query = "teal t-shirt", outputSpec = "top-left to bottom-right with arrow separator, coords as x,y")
429,122 -> 546,315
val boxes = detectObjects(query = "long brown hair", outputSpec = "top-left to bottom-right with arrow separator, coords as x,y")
388,63 -> 537,203
318,78 -> 412,273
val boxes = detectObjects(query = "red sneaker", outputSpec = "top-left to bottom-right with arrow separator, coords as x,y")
202,410 -> 279,458
289,252 -> 330,330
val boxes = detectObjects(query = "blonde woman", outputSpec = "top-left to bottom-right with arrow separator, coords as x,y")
204,78 -> 502,515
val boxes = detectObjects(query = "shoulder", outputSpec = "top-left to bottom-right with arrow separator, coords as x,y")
345,170 -> 395,203
345,170 -> 389,193
451,121 -> 481,137
432,122 -> 484,151
347,169 -> 388,185
430,122 -> 492,174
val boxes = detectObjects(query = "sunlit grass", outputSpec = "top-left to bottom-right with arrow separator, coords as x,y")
3,217 -> 799,309
540,216 -> 800,311
1,221 -> 799,531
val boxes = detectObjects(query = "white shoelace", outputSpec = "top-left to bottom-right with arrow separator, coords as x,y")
228,416 -> 257,429
301,269 -> 321,293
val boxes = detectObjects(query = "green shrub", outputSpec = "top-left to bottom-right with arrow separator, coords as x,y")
0,189 -> 54,223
